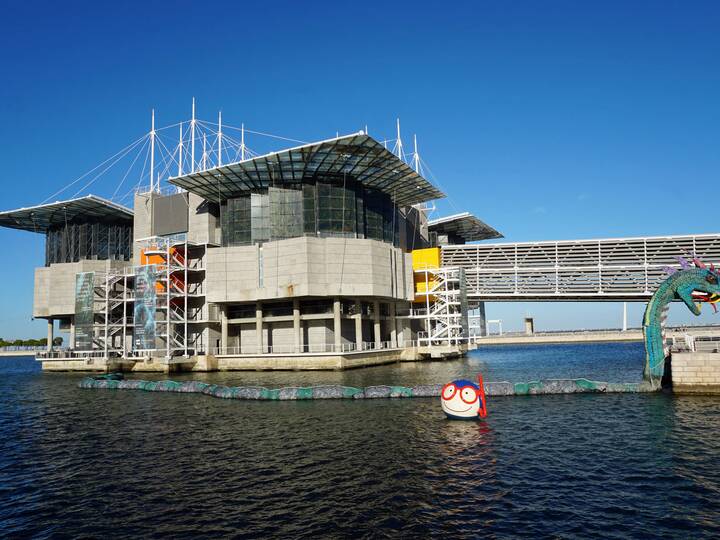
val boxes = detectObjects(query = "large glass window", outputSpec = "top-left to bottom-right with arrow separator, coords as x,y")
317,181 -> 357,237
302,184 -> 316,235
363,190 -> 386,241
220,178 -> 400,247
269,186 -> 302,240
221,196 -> 250,246
251,193 -> 270,243
45,222 -> 132,266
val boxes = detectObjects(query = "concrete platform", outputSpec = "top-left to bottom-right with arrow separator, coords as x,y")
216,349 -> 407,370
670,352 -> 720,394
38,347 -> 445,372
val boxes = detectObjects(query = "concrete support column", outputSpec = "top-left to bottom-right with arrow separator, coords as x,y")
373,300 -> 381,348
293,298 -> 301,353
256,302 -> 263,354
524,317 -> 534,335
354,299 -> 363,350
477,302 -> 487,337
69,317 -> 76,350
333,297 -> 342,352
221,305 -> 228,353
390,303 -> 397,348
47,318 -> 53,352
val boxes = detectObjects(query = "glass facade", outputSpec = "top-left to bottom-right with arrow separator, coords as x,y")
221,178 -> 400,247
45,222 -> 132,266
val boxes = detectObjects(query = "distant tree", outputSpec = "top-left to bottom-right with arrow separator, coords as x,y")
12,339 -> 23,346
52,337 -> 63,346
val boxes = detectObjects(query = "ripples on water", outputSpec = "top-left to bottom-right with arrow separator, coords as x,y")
1,342 -> 720,538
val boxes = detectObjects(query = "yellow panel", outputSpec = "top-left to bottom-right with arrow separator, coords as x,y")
411,247 -> 441,271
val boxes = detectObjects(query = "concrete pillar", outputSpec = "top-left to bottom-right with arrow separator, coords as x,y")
373,300 -> 381,348
256,302 -> 263,354
333,297 -> 342,352
524,317 -> 534,335
477,302 -> 487,337
390,303 -> 397,348
47,318 -> 53,351
69,317 -> 76,350
221,305 -> 228,353
293,298 -> 301,353
622,302 -> 628,332
354,299 -> 363,350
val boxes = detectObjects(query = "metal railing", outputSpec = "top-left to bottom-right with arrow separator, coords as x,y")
212,340 -> 403,356
671,334 -> 720,353
441,233 -> 720,300
36,350 -> 115,360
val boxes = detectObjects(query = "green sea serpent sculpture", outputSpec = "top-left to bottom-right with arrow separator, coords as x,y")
77,377 -> 648,399
643,258 -> 720,386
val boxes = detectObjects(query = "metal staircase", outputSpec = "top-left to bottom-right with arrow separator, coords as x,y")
412,267 -> 469,346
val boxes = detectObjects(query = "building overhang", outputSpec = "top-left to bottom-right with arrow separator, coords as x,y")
168,132 -> 446,207
428,212 -> 503,243
0,195 -> 133,233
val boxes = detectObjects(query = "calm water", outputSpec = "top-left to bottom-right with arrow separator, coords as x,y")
2,342 -> 720,538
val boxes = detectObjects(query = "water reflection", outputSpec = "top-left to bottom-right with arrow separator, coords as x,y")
2,345 -> 720,538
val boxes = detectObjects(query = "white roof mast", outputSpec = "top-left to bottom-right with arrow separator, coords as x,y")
241,123 -> 246,161
394,118 -> 404,160
190,98 -> 196,173
217,111 -> 223,167
412,134 -> 421,174
177,123 -> 183,177
149,109 -> 156,192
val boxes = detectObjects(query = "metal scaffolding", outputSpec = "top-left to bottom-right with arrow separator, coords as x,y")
411,267 -> 469,346
134,235 -> 208,359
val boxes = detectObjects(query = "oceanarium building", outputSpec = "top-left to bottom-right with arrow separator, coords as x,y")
0,132 -> 501,371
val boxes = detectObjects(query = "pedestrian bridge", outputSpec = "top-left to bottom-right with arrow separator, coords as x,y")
440,233 -> 720,301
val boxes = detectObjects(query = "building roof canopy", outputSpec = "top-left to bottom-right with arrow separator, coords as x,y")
428,212 -> 503,243
168,132 -> 446,206
0,195 -> 133,234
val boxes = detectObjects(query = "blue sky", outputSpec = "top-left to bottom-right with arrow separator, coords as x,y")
1,1 -> 719,338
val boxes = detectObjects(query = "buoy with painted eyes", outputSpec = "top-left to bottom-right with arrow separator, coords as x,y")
440,374 -> 487,420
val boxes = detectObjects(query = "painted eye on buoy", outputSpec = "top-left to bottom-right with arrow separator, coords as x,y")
460,387 -> 478,404
706,273 -> 718,285
442,384 -> 456,400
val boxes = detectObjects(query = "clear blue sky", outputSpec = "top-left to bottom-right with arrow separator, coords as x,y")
1,1 -> 719,338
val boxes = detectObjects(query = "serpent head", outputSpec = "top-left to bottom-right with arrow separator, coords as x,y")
676,267 -> 720,315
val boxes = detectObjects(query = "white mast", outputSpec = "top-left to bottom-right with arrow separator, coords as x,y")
217,110 -> 223,167
412,134 -> 420,173
622,302 -> 628,332
150,109 -> 155,192
178,123 -> 183,176
395,118 -> 403,160
241,123 -> 246,161
202,134 -> 208,170
190,97 -> 196,173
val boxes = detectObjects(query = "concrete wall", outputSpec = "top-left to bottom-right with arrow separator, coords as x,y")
671,352 -> 720,393
206,236 -> 414,303
33,259 -> 130,318
216,348 -> 403,371
133,192 -> 154,261
305,320 -> 333,348
268,321 -> 294,352
135,191 -> 218,254
187,192 -> 219,245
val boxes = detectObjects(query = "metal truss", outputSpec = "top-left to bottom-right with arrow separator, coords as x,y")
411,267 -> 469,346
440,234 -> 720,301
